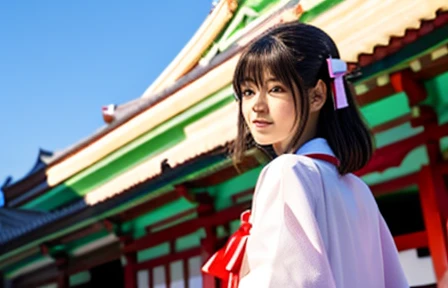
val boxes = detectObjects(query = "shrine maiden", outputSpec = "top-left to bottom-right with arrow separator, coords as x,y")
202,22 -> 408,288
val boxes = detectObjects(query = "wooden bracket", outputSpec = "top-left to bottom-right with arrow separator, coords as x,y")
410,105 -> 437,128
390,69 -> 427,106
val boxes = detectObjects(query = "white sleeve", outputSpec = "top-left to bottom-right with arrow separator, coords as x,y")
239,155 -> 336,288
378,214 -> 409,288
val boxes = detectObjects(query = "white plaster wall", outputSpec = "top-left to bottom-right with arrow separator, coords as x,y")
399,249 -> 436,287
137,270 -> 149,288
137,256 -> 203,288
170,260 -> 184,288
153,266 -> 166,288
188,256 -> 203,288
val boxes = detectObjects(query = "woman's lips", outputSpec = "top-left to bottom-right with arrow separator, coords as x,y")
252,120 -> 273,128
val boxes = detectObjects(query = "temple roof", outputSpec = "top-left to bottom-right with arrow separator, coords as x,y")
0,202 -> 86,245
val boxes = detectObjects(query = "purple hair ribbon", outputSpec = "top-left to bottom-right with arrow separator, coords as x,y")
327,58 -> 348,110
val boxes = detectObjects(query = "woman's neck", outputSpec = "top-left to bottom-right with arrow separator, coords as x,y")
272,133 -> 316,155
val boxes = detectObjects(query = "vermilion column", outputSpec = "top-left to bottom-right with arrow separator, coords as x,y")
201,227 -> 217,288
418,164 -> 448,282
124,252 -> 137,288
56,273 -> 69,288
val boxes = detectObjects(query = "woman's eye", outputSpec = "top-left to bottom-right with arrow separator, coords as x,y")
242,89 -> 255,97
270,86 -> 284,93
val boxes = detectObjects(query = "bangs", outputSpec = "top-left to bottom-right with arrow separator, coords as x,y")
233,36 -> 300,98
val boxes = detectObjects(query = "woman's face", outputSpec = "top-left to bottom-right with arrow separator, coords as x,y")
241,74 -> 297,154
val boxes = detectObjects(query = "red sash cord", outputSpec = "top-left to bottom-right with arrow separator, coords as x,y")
201,210 -> 251,288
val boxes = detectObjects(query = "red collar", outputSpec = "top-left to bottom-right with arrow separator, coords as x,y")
304,153 -> 340,167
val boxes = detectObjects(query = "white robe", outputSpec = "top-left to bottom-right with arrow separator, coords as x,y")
238,138 -> 408,288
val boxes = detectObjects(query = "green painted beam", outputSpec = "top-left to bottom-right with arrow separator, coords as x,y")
210,0 -> 344,56
4,253 -> 47,278
22,86 -> 234,211
300,0 -> 345,22
65,230 -> 111,256
214,0 -> 286,52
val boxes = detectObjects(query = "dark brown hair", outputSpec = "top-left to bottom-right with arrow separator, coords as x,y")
232,22 -> 374,175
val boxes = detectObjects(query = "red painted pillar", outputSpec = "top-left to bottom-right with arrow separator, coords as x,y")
149,268 -> 154,288
164,264 -> 171,288
56,273 -> 69,288
55,256 -> 69,288
124,252 -> 137,288
201,227 -> 217,288
418,164 -> 448,282
183,259 -> 190,288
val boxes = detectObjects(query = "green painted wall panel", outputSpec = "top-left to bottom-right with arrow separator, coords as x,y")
424,71 -> 448,124
441,136 -> 448,153
152,212 -> 197,233
374,123 -> 423,148
137,242 -> 170,263
175,232 -> 202,252
137,232 -> 203,263
361,92 -> 410,128
229,219 -> 241,234
210,166 -> 263,211
216,225 -> 228,239
69,271 -> 91,287
122,198 -> 197,239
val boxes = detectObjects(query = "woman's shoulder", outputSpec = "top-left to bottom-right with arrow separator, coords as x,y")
255,154 -> 324,205
261,153 -> 321,180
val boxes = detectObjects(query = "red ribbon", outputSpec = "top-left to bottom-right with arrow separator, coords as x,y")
202,210 -> 252,288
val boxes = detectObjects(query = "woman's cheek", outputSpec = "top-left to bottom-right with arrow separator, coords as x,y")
276,103 -> 295,125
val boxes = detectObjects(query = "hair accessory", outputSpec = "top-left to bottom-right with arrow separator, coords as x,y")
327,57 -> 348,110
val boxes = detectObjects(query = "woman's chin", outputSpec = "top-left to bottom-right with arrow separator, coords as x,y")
252,137 -> 274,146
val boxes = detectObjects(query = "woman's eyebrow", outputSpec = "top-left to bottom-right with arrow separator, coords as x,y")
266,77 -> 280,83
242,78 -> 256,83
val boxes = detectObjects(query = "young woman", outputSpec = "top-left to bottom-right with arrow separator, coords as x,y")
203,22 -> 408,288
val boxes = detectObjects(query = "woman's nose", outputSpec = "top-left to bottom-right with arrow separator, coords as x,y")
252,93 -> 268,113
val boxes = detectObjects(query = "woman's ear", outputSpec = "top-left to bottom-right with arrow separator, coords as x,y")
309,79 -> 327,112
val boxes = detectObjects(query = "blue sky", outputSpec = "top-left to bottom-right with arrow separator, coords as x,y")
0,0 -> 213,194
